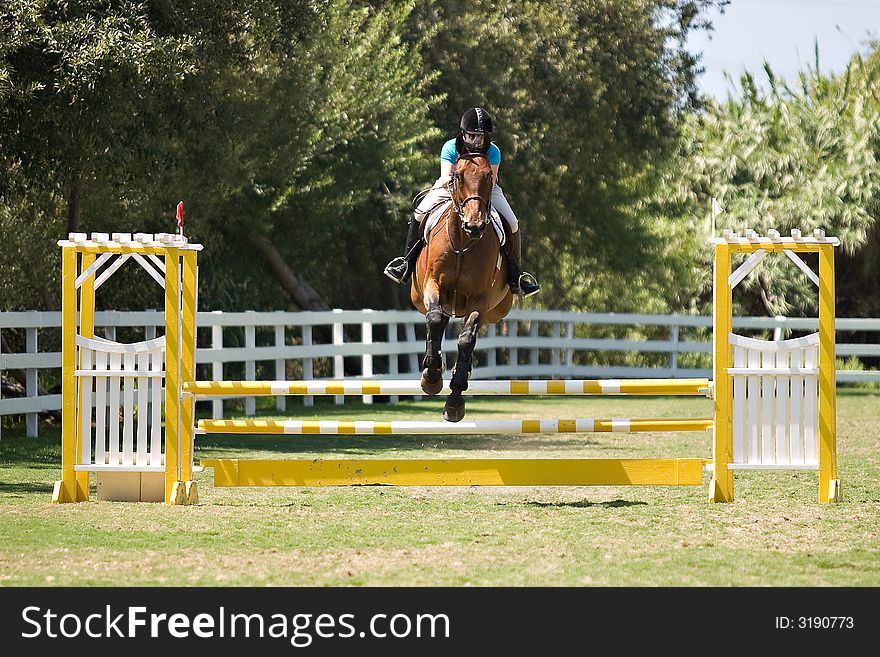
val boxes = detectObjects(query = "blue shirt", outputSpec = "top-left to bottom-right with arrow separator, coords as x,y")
440,138 -> 501,166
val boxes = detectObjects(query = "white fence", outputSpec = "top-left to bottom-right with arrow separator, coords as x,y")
2,309 -> 879,438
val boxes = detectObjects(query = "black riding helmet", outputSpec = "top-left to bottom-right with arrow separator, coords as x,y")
456,107 -> 493,155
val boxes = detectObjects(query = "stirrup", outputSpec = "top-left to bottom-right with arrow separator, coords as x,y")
383,257 -> 409,283
519,272 -> 540,298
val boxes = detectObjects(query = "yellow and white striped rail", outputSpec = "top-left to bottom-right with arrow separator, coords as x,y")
202,458 -> 709,487
197,417 -> 713,435
183,378 -> 712,397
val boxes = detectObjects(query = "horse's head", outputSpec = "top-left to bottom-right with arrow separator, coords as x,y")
449,153 -> 493,239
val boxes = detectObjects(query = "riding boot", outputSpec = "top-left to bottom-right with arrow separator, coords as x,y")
505,230 -> 540,297
383,218 -> 424,283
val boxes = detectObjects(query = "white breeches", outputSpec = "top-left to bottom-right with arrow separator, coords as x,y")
414,177 -> 519,234
490,185 -> 519,233
413,178 -> 452,220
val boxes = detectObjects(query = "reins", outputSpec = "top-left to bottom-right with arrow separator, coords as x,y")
445,164 -> 490,255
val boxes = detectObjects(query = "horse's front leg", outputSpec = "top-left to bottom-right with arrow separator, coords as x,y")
420,281 -> 449,395
444,310 -> 481,423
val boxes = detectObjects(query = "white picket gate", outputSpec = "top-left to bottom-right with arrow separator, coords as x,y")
729,333 -> 819,469
74,335 -> 166,473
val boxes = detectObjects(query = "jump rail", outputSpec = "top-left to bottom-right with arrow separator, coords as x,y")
196,417 -> 715,435
201,458 -> 708,487
182,378 -> 712,397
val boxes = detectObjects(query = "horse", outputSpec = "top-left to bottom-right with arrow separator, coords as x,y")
410,153 -> 513,422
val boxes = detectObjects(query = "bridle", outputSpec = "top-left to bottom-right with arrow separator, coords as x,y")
446,154 -> 491,253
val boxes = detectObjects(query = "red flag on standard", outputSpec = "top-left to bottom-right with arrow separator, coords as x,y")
176,201 -> 184,228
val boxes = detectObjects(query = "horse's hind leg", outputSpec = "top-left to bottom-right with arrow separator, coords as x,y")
444,310 -> 481,423
420,291 -> 449,395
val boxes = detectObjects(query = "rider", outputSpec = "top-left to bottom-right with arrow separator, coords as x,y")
383,107 -> 540,297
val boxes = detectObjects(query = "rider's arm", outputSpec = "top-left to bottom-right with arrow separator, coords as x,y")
488,143 -> 501,186
440,139 -> 456,179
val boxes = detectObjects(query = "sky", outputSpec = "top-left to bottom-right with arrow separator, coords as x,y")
686,0 -> 880,99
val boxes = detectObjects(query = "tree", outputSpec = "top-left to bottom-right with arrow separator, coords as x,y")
650,44 -> 880,319
0,1 -> 439,311
0,1 -> 201,232
398,0 -> 725,312
189,0 -> 440,311
0,0 -> 202,311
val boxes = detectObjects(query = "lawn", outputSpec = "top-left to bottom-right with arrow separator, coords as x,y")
1,391 -> 878,586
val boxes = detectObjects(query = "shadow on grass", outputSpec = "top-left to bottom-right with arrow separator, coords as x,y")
524,499 -> 648,509
0,482 -> 54,494
195,433 -> 601,456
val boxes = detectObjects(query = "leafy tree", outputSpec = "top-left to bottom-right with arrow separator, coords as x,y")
1,1 -> 438,312
0,1 -> 199,232
397,0 -> 725,311
651,44 -> 880,319
0,0 -> 200,310
190,0 -> 440,311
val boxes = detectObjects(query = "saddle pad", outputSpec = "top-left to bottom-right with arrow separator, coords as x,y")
423,200 -> 506,246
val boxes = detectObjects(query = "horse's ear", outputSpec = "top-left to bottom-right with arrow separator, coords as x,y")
455,133 -> 466,156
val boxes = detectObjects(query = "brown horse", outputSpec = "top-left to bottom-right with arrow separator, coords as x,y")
410,153 -> 513,422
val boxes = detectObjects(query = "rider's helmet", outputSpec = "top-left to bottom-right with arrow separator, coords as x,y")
456,107 -> 493,155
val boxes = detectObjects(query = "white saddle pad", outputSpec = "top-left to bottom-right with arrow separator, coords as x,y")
423,200 -> 506,246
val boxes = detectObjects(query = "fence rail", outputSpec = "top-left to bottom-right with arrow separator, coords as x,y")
2,309 -> 879,438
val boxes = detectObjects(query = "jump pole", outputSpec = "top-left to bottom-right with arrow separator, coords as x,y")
196,418 -> 714,435
183,378 -> 711,397
202,458 -> 707,488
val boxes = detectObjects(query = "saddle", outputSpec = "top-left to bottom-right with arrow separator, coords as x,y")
421,200 -> 507,247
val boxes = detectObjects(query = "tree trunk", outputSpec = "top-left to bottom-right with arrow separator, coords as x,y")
246,234 -> 331,311
38,282 -> 55,311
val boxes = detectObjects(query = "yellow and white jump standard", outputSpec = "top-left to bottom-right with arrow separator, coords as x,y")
52,232 -> 201,504
710,228 -> 840,503
52,227 -> 841,505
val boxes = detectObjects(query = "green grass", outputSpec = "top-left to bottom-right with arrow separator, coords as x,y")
2,392 -> 879,586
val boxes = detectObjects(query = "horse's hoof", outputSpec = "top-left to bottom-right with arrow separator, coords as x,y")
421,370 -> 443,395
443,402 -> 465,423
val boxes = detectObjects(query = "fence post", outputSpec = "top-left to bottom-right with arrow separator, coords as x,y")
143,319 -> 157,430
405,322 -> 421,401
670,324 -> 680,375
302,325 -> 314,408
510,320 -> 519,370
388,321 -> 399,403
565,322 -> 574,372
529,320 -> 539,370
444,319 -> 455,371
486,323 -> 497,370
245,316 -> 256,416
551,322 -> 560,370
211,320 -> 223,419
26,327 -> 38,437
362,311 -> 373,405
773,316 -> 784,341
333,311 -> 344,405
275,322 -> 286,413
